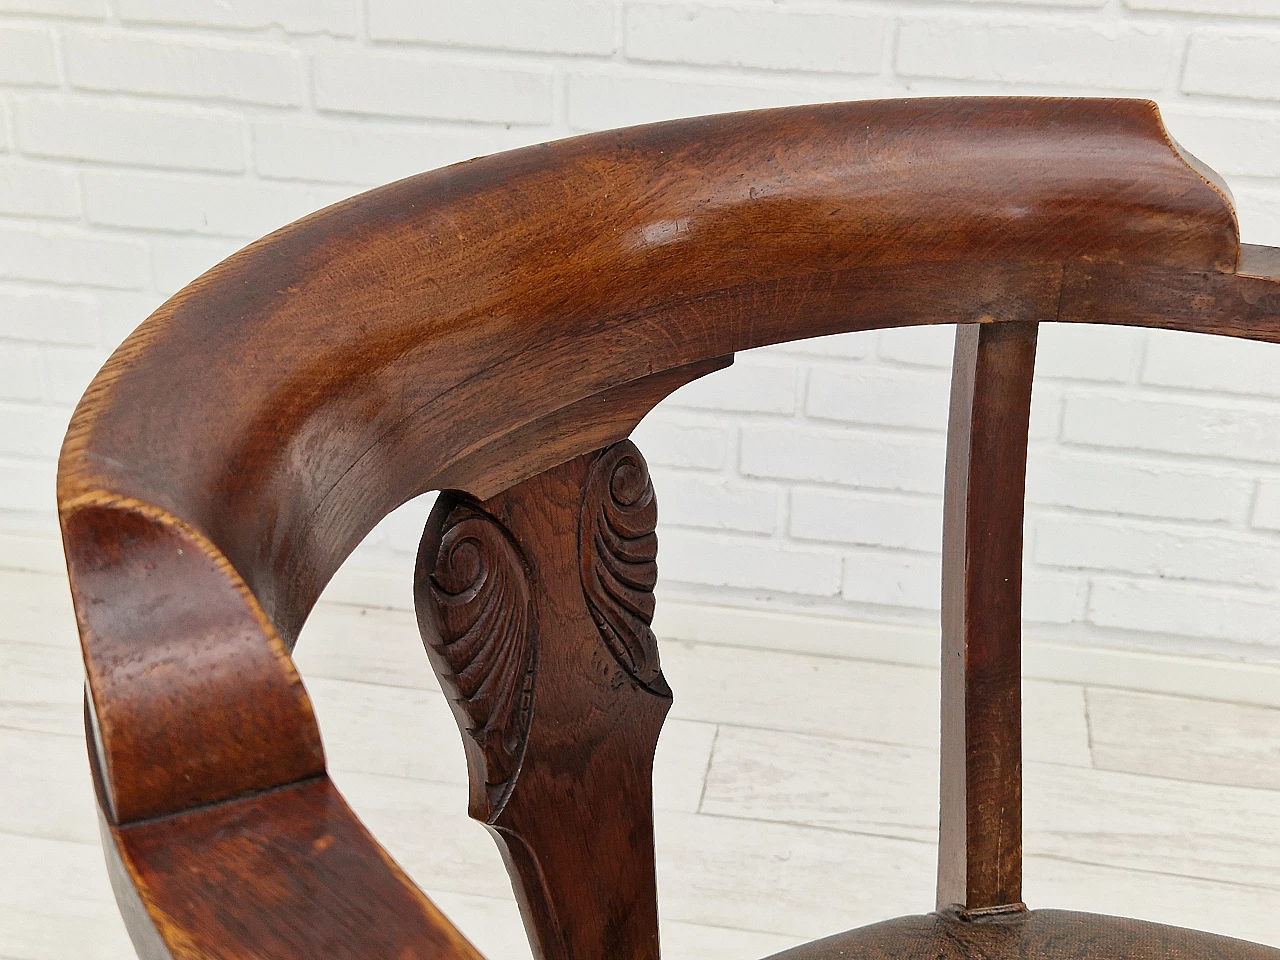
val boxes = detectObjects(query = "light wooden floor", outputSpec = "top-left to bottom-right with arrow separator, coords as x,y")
4,567 -> 1280,960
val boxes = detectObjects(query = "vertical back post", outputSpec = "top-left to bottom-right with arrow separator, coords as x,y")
937,320 -> 1038,915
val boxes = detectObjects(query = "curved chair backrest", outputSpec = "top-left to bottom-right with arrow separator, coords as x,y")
59,98 -> 1280,960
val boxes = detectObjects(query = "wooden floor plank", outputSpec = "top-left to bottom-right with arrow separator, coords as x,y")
0,571 -> 79,651
423,888 -> 804,960
1088,686 -> 1280,790
4,570 -> 1277,955
663,641 -> 1091,764
0,641 -> 83,738
0,728 -> 97,845
0,832 -> 134,960
295,602 -> 439,691
306,674 -> 469,784
704,724 -> 1280,896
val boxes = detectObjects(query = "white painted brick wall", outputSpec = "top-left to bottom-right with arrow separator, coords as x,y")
896,19 -> 1173,90
1183,31 -> 1280,101
0,26 -> 59,87
6,0 -> 1280,664
16,96 -> 246,172
625,5 -> 888,74
368,1 -> 616,55
313,52 -> 555,123
113,0 -> 359,36
64,31 -> 307,105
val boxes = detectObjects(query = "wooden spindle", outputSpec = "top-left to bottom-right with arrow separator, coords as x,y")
937,320 -> 1038,915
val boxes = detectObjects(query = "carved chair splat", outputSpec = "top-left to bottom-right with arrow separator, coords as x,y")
415,441 -> 670,960
56,97 -> 1280,960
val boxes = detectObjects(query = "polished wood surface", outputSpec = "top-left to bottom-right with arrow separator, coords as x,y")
55,97 -> 1280,959
938,322 -> 1038,915
98,778 -> 485,960
417,441 -> 669,960
69,502 -> 324,825
59,97 -> 1238,649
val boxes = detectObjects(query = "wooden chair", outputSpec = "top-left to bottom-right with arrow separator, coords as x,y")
58,97 -> 1280,960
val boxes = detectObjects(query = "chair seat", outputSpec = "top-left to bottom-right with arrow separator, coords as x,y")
767,909 -> 1280,960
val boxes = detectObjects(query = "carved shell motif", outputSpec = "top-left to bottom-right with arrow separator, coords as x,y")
422,502 -> 536,812
578,441 -> 670,697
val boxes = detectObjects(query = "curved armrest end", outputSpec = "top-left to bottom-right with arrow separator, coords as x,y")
67,495 -> 325,824
97,774 -> 482,960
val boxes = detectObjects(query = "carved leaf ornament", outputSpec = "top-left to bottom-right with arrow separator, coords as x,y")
425,503 -> 537,809
578,441 -> 670,697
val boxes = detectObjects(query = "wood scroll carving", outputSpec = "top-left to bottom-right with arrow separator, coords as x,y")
579,440 -> 668,696
416,440 -> 670,960
419,501 -> 537,814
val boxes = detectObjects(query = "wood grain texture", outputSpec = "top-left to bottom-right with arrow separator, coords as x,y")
420,501 -> 537,815
1059,257 -> 1280,342
53,96 -> 1280,959
65,503 -> 325,825
99,778 -> 485,960
578,440 -> 667,695
938,322 -> 1038,914
84,693 -> 482,960
416,441 -> 669,960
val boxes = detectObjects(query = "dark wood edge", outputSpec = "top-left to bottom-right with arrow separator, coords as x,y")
938,322 -> 1037,913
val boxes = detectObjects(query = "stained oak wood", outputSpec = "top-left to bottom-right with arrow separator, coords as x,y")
938,322 -> 1038,914
84,696 -> 482,960
99,778 -> 485,960
66,503 -> 325,824
54,96 -> 1280,959
416,440 -> 669,960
